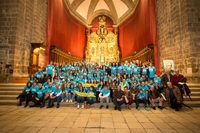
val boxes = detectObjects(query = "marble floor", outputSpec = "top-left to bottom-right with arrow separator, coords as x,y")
0,106 -> 200,133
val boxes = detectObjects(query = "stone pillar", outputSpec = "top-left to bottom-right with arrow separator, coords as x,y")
156,0 -> 200,83
0,0 -> 47,79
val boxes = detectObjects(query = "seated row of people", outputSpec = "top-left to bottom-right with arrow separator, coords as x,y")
17,80 -> 182,111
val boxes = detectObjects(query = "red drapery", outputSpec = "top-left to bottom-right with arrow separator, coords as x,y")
46,0 -> 86,65
119,0 -> 159,69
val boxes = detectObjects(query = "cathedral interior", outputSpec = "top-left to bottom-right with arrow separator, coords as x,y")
0,1 -> 200,133
0,0 -> 199,82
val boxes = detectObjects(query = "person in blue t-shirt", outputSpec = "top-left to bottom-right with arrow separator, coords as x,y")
95,81 -> 104,103
148,63 -> 156,80
85,86 -> 95,109
41,82 -> 55,107
135,89 -> 148,111
153,74 -> 162,86
138,81 -> 149,91
99,85 -> 110,109
46,61 -> 55,81
135,73 -> 144,82
59,70 -> 66,81
24,81 -> 38,107
17,82 -> 32,106
76,83 -> 85,109
110,64 -> 116,76
141,64 -> 148,75
47,84 -> 62,108
132,64 -> 140,77
41,67 -> 47,77
29,83 -> 45,108
139,81 -> 150,100
61,82 -> 68,102
28,74 -> 35,84
34,69 -> 42,80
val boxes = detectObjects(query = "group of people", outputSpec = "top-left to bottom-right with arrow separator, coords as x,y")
17,60 -> 188,111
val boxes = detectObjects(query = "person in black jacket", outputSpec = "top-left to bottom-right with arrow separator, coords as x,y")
161,69 -> 172,88
113,86 -> 125,111
17,82 -> 32,106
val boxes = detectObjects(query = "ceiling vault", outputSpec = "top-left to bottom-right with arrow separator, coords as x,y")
63,0 -> 139,26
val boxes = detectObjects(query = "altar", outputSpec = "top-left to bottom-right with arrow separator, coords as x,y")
85,16 -> 120,64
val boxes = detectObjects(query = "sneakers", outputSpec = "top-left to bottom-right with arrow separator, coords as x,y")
69,100 -> 72,102
137,106 -> 141,111
99,105 -> 103,109
106,105 -> 109,109
77,104 -> 80,109
118,107 -> 121,111
56,104 -> 60,108
61,100 -> 64,102
81,105 -> 84,109
66,100 -> 69,102
127,105 -> 131,110
158,106 -> 164,110
145,107 -> 149,111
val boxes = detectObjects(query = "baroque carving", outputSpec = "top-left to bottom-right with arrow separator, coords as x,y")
85,16 -> 120,64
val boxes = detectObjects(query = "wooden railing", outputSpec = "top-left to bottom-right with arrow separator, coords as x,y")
50,45 -> 83,63
121,44 -> 154,65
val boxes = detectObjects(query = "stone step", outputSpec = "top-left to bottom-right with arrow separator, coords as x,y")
0,87 -> 23,91
183,96 -> 200,101
0,91 -> 21,95
0,95 -> 18,100
187,83 -> 200,87
190,92 -> 200,96
0,83 -> 25,87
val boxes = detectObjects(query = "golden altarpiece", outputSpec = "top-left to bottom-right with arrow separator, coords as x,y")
85,16 -> 120,64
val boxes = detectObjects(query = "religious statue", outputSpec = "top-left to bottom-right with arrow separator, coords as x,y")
85,16 -> 120,64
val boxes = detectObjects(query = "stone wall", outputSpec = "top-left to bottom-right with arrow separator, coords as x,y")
0,0 -> 47,79
156,0 -> 200,82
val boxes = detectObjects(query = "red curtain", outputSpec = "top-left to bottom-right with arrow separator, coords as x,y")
119,0 -> 159,69
46,0 -> 86,65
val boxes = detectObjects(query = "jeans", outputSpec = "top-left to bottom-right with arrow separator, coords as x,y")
77,96 -> 84,103
113,99 -> 124,108
62,93 -> 71,100
48,96 -> 61,107
86,98 -> 94,105
31,97 -> 43,106
135,97 -> 147,107
71,92 -> 75,101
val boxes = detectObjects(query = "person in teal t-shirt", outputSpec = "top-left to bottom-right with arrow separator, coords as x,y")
29,83 -> 45,108
47,84 -> 62,108
85,86 -> 95,109
99,85 -> 110,109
